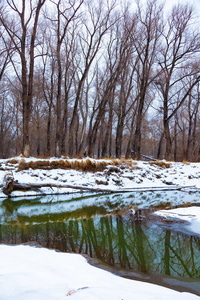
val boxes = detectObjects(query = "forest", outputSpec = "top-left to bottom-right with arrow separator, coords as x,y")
0,0 -> 200,161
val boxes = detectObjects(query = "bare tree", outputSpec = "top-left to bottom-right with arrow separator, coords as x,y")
0,0 -> 199,160
155,3 -> 200,160
40,37 -> 56,156
60,31 -> 77,155
0,83 -> 15,157
130,0 -> 163,159
0,29 -> 13,82
175,78 -> 200,161
0,0 -> 46,157
48,0 -> 83,157
87,18 -> 130,157
68,0 -> 117,157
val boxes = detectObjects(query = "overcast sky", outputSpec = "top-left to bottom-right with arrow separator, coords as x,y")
165,0 -> 200,11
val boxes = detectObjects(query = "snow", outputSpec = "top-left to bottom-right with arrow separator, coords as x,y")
0,244 -> 199,300
155,206 -> 200,236
1,156 -> 200,299
1,156 -> 200,199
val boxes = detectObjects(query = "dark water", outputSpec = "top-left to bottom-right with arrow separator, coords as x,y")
0,191 -> 200,295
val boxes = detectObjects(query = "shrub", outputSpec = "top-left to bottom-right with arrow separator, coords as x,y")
182,160 -> 190,165
149,160 -> 171,168
17,157 -> 140,172
6,159 -> 19,165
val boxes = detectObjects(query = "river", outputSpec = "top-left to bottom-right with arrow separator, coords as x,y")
0,191 -> 200,295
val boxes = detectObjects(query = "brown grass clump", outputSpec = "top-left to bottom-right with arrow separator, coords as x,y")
34,160 -> 50,168
149,160 -> 171,168
18,159 -> 27,170
17,158 -> 118,172
182,160 -> 190,165
81,159 -> 97,171
117,158 -> 137,170
106,158 -> 121,166
50,160 -> 65,169
18,159 -> 50,170
70,159 -> 110,171
64,160 -> 71,168
17,157 -> 140,172
6,159 -> 19,165
181,202 -> 192,207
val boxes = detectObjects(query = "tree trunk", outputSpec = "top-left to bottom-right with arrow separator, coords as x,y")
116,118 -> 124,158
21,52 -> 29,156
163,84 -> 172,161
157,132 -> 164,159
174,119 -> 177,162
192,107 -> 198,161
69,78 -> 84,157
88,99 -> 108,157
46,106 -> 52,156
55,41 -> 62,158
132,95 -> 145,160
125,111 -> 136,158
37,118 -> 41,156
61,92 -> 69,155
24,0 -> 46,157
102,93 -> 114,157
164,119 -> 172,161
22,98 -> 30,157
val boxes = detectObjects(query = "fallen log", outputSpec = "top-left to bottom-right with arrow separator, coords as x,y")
141,154 -> 157,161
2,180 -> 196,197
2,173 -> 14,196
131,150 -> 157,161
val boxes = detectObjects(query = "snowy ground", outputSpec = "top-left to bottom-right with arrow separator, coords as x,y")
1,156 -> 200,299
0,156 -> 200,198
154,206 -> 200,236
0,244 -> 200,300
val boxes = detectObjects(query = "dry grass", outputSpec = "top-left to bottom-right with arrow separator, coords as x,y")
149,160 -> 171,168
154,202 -> 172,210
181,202 -> 192,207
119,158 -> 137,168
18,158 -> 123,172
16,157 -> 139,172
6,159 -> 19,165
182,160 -> 190,165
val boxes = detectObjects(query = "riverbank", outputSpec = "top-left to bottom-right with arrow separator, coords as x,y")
1,156 -> 200,299
0,156 -> 199,198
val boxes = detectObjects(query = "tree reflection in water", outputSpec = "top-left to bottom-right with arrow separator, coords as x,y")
0,197 -> 200,281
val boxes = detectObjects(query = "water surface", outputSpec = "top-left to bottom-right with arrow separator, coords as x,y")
0,191 -> 200,295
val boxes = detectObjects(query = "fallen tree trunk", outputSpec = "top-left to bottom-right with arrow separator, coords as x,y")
1,180 -> 195,197
131,151 -> 157,161
141,154 -> 157,161
2,173 -> 14,195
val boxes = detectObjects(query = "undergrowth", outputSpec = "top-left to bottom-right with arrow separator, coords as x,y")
182,160 -> 190,165
6,159 -> 19,165
17,158 -> 124,172
149,160 -> 171,168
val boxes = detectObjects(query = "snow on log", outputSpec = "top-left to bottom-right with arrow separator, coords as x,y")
2,172 -> 14,195
1,179 -> 195,197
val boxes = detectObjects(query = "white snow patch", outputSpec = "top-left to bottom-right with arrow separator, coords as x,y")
155,206 -> 200,235
0,157 -> 200,198
0,244 -> 199,300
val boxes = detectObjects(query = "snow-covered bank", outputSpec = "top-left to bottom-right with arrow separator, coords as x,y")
0,244 -> 199,300
155,206 -> 200,236
1,157 -> 200,299
0,156 -> 200,198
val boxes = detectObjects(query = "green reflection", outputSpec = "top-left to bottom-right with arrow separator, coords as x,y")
0,194 -> 200,282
